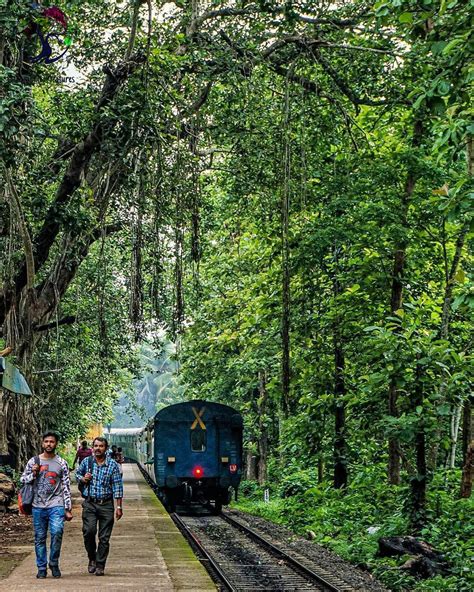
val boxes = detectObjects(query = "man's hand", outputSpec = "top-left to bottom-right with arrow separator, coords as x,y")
115,507 -> 123,520
32,463 -> 40,477
65,510 -> 73,521
83,472 -> 93,482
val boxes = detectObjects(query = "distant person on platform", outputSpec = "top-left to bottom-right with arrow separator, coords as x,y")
72,440 -> 92,470
76,437 -> 123,577
106,444 -> 117,460
116,447 -> 124,475
20,431 -> 73,579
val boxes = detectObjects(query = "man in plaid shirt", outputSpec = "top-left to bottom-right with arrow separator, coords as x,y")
76,436 -> 123,576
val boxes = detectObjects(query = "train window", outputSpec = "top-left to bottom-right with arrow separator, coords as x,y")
191,428 -> 206,452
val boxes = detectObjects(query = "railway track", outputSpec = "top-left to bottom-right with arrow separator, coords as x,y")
137,462 -> 361,592
172,510 -> 358,592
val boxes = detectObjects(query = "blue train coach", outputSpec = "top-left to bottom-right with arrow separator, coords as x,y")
134,400 -> 243,513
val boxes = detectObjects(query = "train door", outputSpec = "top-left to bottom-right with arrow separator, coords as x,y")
216,419 -> 232,476
188,405 -> 218,478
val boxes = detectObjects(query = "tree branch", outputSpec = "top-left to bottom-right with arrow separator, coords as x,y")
185,81 -> 213,116
7,54 -> 145,319
309,47 -> 390,108
34,315 -> 77,332
33,222 -> 125,328
188,4 -> 368,35
3,168 -> 35,291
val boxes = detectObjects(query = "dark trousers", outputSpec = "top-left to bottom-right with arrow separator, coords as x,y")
82,499 -> 115,567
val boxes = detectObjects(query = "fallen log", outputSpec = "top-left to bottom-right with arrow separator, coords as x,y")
378,536 -> 449,579
401,555 -> 449,578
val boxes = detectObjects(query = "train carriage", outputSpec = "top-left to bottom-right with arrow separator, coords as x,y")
153,400 -> 243,512
108,400 -> 243,513
108,428 -> 142,460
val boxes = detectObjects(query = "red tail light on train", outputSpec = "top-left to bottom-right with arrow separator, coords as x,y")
193,465 -> 204,478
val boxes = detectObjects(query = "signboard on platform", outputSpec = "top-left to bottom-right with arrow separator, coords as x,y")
0,357 -> 32,395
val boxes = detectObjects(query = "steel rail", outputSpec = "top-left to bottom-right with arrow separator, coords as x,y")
170,512 -> 237,592
136,461 -> 236,591
137,460 -> 346,591
220,512 -> 345,592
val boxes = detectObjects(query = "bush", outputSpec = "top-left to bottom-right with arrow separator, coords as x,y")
278,468 -> 320,498
234,462 -> 474,592
238,479 -> 264,499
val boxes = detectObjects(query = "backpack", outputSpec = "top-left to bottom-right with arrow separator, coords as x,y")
78,455 -> 94,497
18,456 -> 40,515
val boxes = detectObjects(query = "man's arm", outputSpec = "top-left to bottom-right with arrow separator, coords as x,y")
60,459 -> 72,511
111,463 -> 124,519
20,458 -> 36,484
111,463 -> 124,498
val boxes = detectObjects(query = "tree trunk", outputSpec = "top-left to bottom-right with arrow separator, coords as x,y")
245,449 -> 258,480
172,148 -> 185,338
444,136 -> 472,469
442,218 -> 470,469
130,155 -> 144,342
387,119 -> 423,485
460,137 -> 473,477
0,390 -> 10,458
0,57 -> 143,468
446,135 -> 474,471
281,80 -> 291,415
410,357 -> 427,533
333,345 -> 347,489
1,227 -> 122,469
447,405 -> 462,469
460,441 -> 473,499
318,457 -> 324,484
332,248 -> 348,490
3,389 -> 41,469
257,370 -> 269,485
281,157 -> 291,416
462,399 -> 472,463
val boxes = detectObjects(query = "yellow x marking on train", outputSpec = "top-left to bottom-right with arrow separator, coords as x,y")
191,407 -> 206,430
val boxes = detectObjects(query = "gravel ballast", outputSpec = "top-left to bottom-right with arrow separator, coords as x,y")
226,508 -> 390,592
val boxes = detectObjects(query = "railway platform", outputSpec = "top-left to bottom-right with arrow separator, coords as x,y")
5,464 -> 216,591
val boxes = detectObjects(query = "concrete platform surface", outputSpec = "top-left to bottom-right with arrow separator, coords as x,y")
4,464 -> 216,591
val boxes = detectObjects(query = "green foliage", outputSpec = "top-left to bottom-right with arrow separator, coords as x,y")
278,467 -> 321,499
1,0 -> 472,586
238,479 -> 266,500
235,464 -> 474,591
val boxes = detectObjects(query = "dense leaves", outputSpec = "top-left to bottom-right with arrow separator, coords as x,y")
1,1 -> 472,589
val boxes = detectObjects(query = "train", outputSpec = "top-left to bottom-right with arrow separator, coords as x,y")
108,400 -> 243,513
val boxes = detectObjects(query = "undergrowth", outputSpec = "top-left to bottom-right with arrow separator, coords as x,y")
233,465 -> 474,591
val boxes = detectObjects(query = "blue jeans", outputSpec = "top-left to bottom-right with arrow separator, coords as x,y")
32,506 -> 65,568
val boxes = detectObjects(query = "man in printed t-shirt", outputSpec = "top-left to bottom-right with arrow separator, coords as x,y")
20,431 -> 73,579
